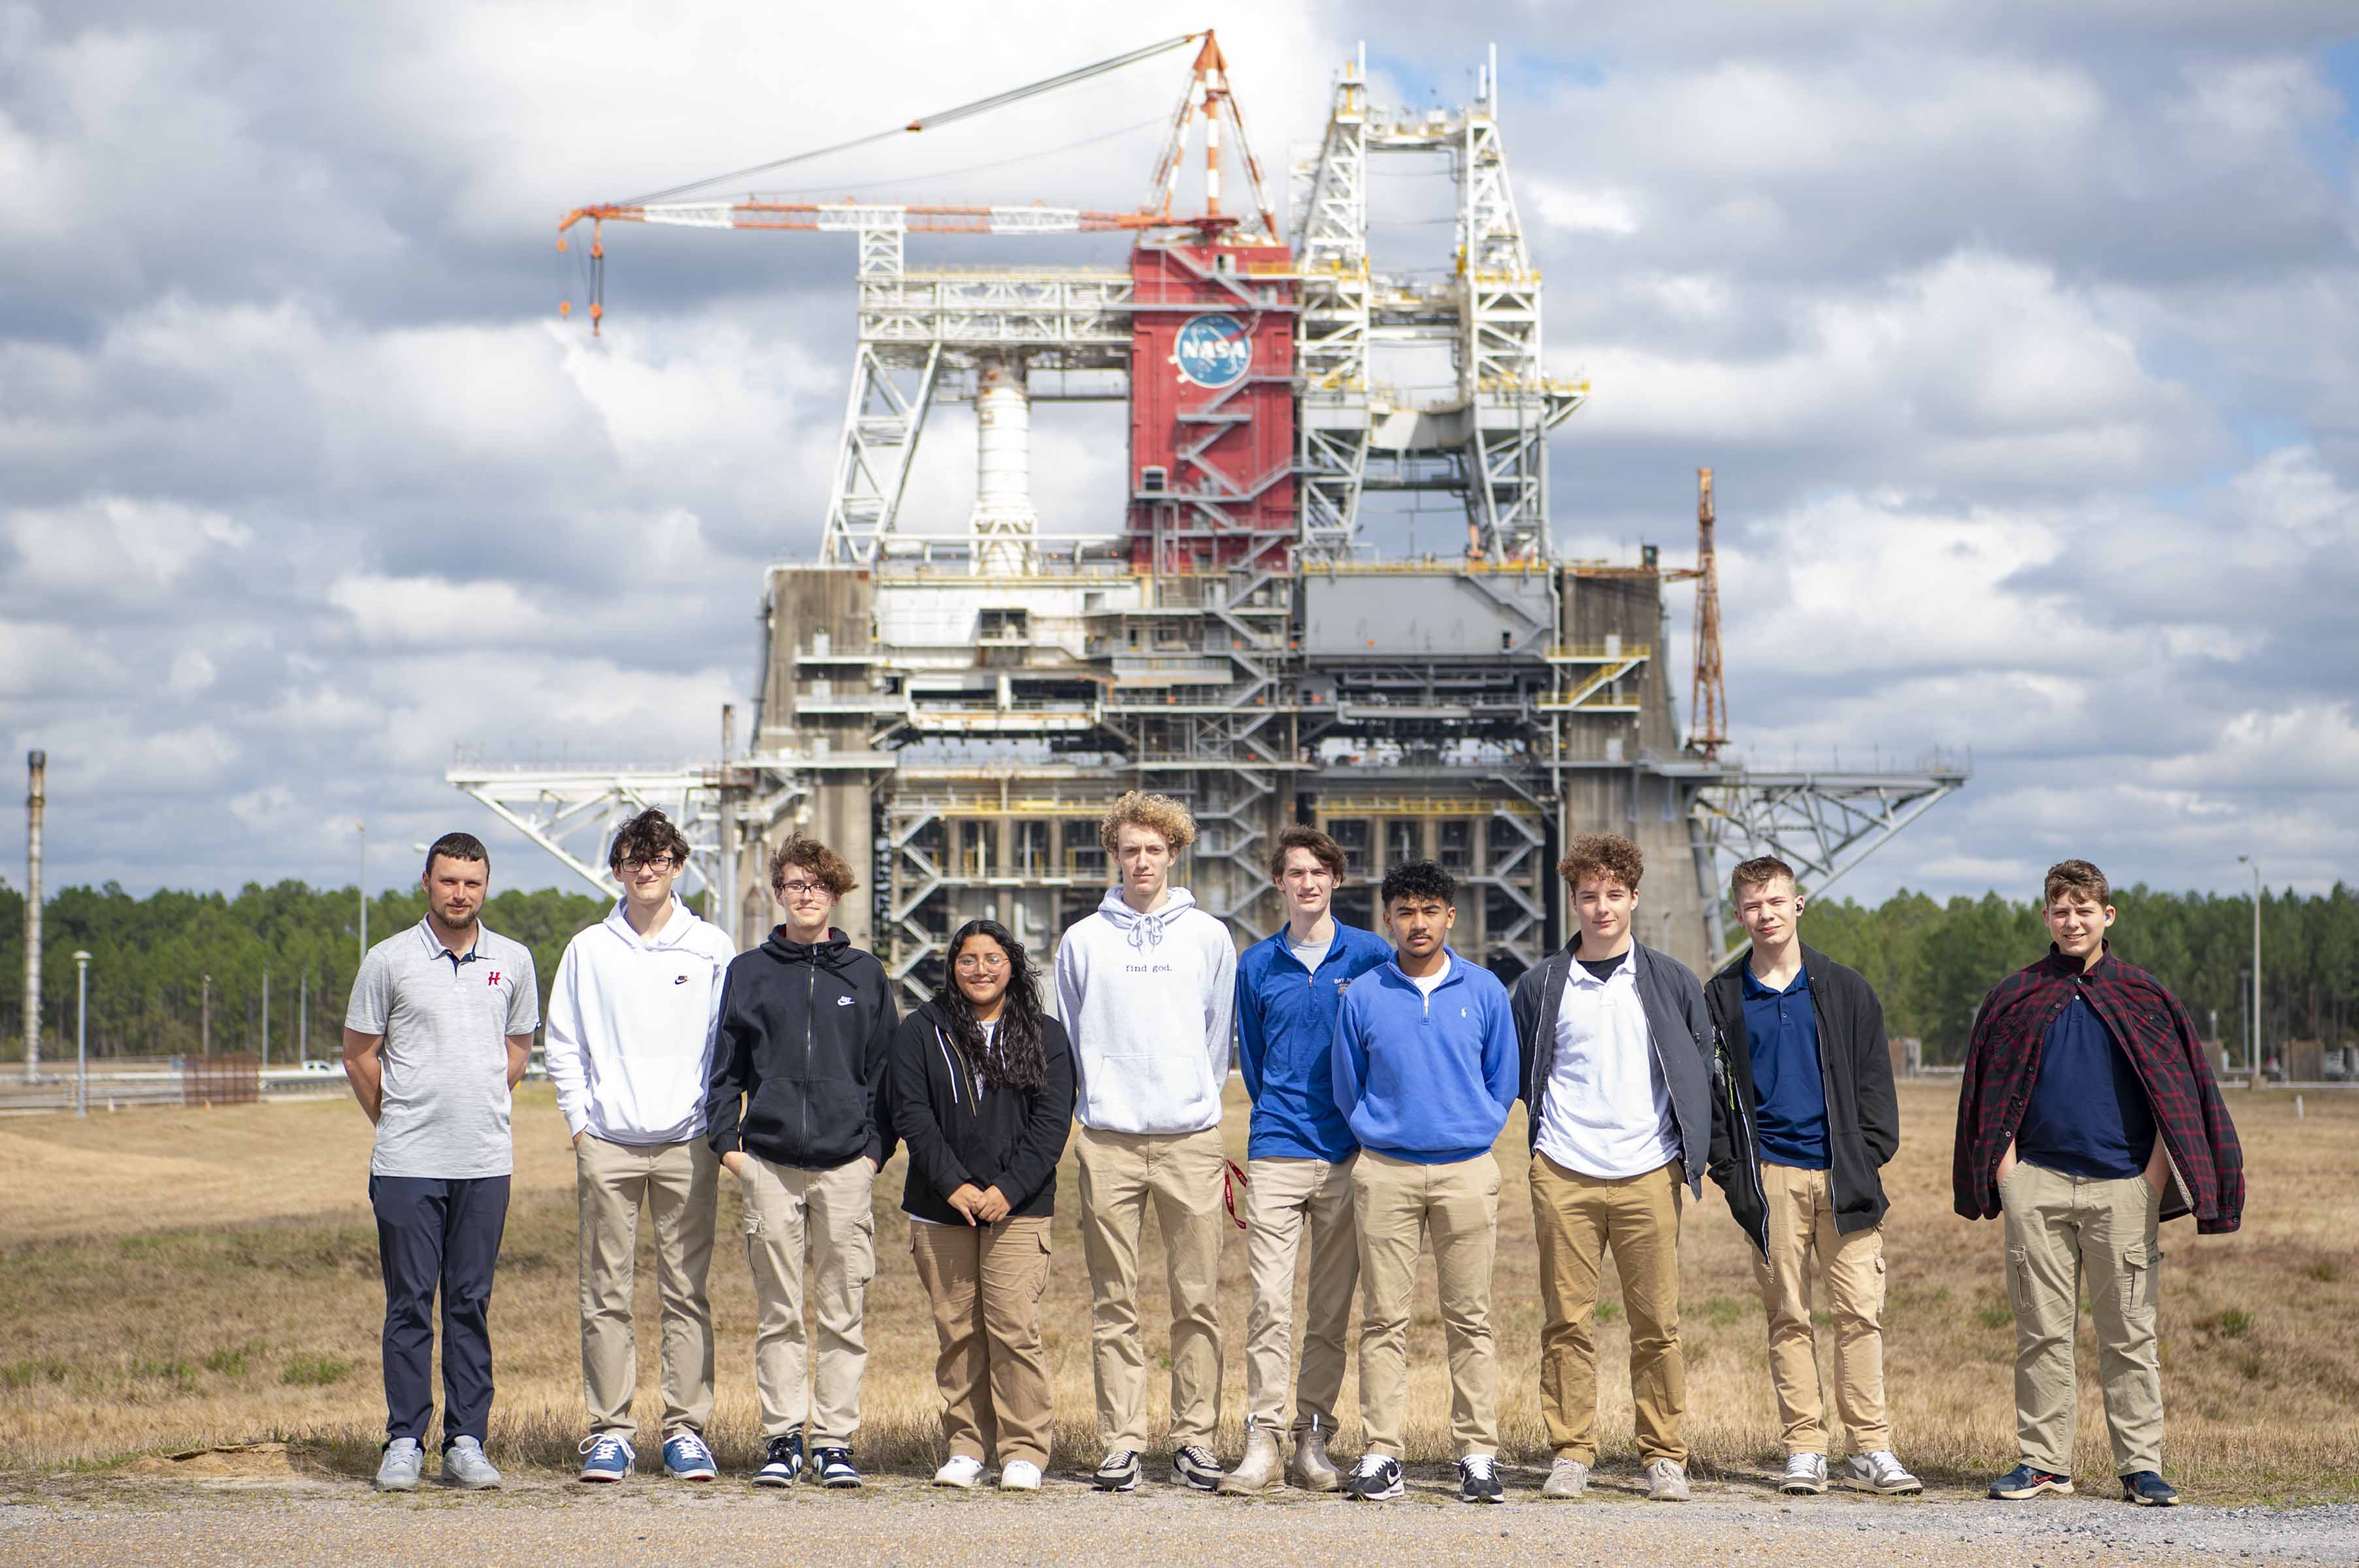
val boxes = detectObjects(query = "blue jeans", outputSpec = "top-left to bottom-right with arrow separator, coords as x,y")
371,1173 -> 510,1446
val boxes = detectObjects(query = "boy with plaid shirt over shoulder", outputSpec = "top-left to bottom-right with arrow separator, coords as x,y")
1954,859 -> 2243,1508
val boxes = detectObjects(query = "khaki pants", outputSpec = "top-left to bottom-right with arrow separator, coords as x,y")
1753,1160 -> 1889,1457
576,1134 -> 719,1441
736,1154 -> 876,1446
909,1217 -> 1055,1468
1351,1149 -> 1500,1459
1074,1124 -> 1229,1450
1530,1152 -> 1687,1466
2002,1161 -> 2164,1475
1242,1155 -> 1359,1435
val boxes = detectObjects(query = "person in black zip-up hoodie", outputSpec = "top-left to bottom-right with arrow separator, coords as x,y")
1702,857 -> 1916,1499
890,918 -> 1076,1492
703,836 -> 899,1490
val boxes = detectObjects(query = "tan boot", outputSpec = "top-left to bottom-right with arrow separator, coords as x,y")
1218,1425 -> 1281,1495
1285,1420 -> 1342,1493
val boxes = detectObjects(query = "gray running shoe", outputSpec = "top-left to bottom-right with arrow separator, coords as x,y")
439,1436 -> 503,1490
1781,1452 -> 1829,1495
1646,1458 -> 1691,1502
1541,1457 -> 1589,1499
1844,1450 -> 1923,1495
373,1438 -> 423,1493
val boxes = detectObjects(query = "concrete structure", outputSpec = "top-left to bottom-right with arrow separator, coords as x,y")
463,42 -> 1966,994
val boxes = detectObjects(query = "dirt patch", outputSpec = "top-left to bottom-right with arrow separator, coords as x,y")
127,1443 -> 299,1480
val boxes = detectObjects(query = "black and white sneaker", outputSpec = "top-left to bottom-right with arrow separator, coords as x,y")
1093,1450 -> 1142,1492
812,1446 -> 861,1488
753,1432 -> 804,1488
1457,1454 -> 1504,1503
1172,1444 -> 1224,1492
1345,1454 -> 1404,1501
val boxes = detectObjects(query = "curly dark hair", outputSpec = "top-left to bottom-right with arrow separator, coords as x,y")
608,808 -> 692,874
770,833 -> 858,898
934,919 -> 1048,1094
1379,858 -> 1455,909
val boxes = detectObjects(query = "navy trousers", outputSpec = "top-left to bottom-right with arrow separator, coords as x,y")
371,1173 -> 510,1447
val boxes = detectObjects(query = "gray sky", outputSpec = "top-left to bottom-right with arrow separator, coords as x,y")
4,1 -> 2355,906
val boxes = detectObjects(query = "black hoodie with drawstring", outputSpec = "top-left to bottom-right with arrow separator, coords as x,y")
704,926 -> 900,1169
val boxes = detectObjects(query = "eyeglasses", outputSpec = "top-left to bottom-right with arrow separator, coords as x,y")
954,953 -> 1009,972
778,879 -> 832,900
621,856 -> 680,874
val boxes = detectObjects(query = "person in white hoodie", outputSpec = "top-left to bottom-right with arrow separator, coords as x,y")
1053,790 -> 1238,1495
544,809 -> 737,1486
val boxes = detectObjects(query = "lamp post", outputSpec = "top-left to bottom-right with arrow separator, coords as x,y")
73,949 -> 90,1117
2237,855 -> 2261,1081
357,821 -> 369,964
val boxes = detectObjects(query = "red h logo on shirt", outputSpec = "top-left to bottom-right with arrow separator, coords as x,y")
486,972 -> 503,987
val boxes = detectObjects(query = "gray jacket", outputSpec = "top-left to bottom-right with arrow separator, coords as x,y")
1509,939 -> 1714,1195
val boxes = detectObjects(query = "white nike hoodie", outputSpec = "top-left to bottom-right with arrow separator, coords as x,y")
546,897 -> 737,1145
1052,885 -> 1237,1134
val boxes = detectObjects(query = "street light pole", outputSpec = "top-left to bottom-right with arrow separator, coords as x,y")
2238,855 -> 2261,1080
73,949 -> 90,1117
358,821 -> 369,963
201,973 -> 211,1058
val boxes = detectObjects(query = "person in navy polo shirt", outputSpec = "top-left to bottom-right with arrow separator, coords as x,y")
1219,825 -> 1392,1495
1955,858 -> 2243,1509
342,832 -> 540,1494
1704,857 -> 1918,1499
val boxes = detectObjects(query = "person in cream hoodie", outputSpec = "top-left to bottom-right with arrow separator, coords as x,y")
1053,791 -> 1238,1495
544,809 -> 736,1486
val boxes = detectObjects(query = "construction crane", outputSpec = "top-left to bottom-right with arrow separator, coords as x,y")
556,30 -> 1272,334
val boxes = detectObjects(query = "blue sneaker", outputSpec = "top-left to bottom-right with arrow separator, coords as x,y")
1988,1462 -> 2073,1499
2121,1471 -> 2179,1507
577,1433 -> 634,1484
663,1429 -> 717,1482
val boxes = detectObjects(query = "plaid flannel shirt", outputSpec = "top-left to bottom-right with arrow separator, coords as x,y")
1953,945 -> 2243,1234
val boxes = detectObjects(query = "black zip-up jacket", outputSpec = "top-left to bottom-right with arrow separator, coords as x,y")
1509,939 -> 1713,1196
704,926 -> 899,1169
1704,943 -> 1900,1254
889,1000 -> 1076,1226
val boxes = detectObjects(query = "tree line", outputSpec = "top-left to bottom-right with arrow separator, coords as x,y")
0,877 -> 2352,1066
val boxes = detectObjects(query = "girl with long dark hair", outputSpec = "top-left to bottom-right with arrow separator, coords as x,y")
887,918 -> 1076,1491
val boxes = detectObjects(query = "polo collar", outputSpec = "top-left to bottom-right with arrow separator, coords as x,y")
2041,942 -> 2112,981
415,915 -> 486,963
1566,941 -> 1635,987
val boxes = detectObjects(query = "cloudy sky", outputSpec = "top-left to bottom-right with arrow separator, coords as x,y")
3,1 -> 2354,907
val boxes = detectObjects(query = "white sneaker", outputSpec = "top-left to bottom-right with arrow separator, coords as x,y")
1844,1450 -> 1924,1495
933,1455 -> 985,1489
1781,1452 -> 1828,1495
1000,1460 -> 1042,1492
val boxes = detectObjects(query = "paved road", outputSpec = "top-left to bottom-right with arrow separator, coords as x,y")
5,1470 -> 2353,1566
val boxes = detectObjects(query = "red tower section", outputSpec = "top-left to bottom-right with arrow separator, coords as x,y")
1126,239 -> 1297,574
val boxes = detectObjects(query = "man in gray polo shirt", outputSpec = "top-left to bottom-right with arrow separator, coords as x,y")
343,832 -> 539,1492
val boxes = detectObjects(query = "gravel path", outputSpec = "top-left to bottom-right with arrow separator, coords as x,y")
5,1469 -> 2355,1567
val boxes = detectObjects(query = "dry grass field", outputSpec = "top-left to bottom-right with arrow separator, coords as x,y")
2,1079 -> 2354,1501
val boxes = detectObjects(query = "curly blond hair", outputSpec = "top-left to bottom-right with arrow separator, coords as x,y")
1098,790 -> 1196,855
1558,832 -> 1643,892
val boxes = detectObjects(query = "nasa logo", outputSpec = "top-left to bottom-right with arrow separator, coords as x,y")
1172,312 -> 1252,388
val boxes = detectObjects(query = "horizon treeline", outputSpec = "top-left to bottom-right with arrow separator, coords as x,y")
0,878 -> 2354,1066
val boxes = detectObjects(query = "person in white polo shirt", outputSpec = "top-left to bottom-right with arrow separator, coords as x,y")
546,809 -> 736,1485
342,832 -> 539,1494
1508,833 -> 1714,1504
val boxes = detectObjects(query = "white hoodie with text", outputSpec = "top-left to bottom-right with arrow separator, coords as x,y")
546,897 -> 737,1145
1052,886 -> 1237,1134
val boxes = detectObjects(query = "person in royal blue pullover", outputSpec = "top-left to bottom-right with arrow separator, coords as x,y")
1330,860 -> 1519,1506
1221,826 -> 1394,1496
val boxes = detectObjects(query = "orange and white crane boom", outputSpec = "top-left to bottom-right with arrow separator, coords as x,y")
555,29 -> 1262,332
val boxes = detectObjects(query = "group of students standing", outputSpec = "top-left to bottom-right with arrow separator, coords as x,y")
342,794 -> 2243,1509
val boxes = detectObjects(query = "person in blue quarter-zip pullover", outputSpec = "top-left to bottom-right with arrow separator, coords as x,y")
1330,860 -> 1519,1507
1220,826 -> 1394,1496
